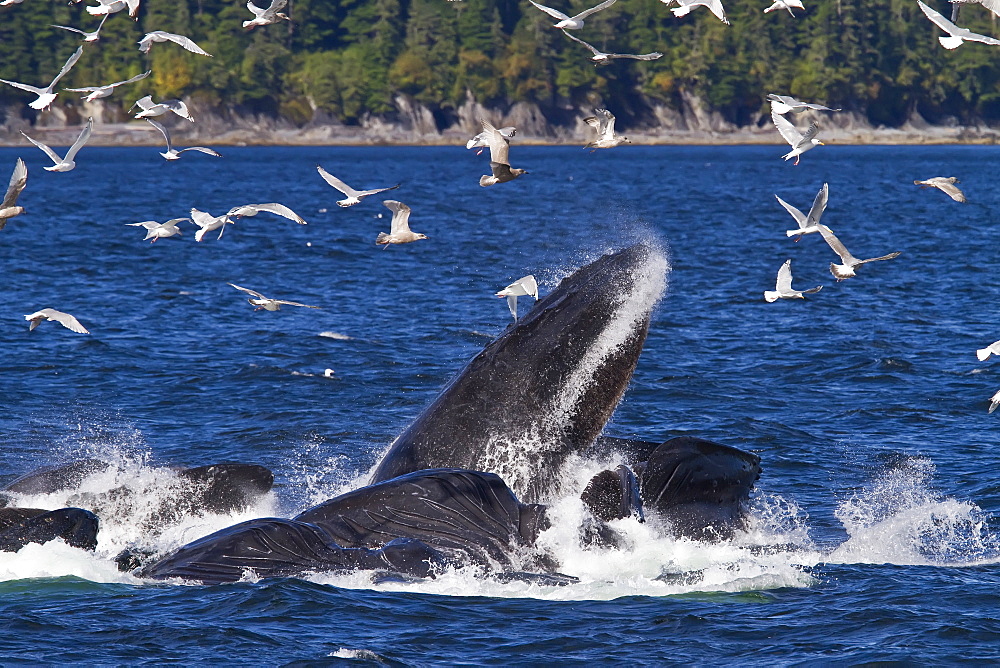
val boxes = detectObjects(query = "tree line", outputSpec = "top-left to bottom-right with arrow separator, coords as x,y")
0,0 -> 997,130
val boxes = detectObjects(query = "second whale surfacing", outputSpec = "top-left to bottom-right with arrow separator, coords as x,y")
142,244 -> 763,584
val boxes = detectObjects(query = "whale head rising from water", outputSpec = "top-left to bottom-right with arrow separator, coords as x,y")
371,244 -> 668,503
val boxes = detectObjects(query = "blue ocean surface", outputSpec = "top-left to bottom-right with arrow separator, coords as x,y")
2,143 -> 1000,664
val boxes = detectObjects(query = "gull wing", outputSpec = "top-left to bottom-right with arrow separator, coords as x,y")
20,132 -> 63,165
127,221 -> 161,230
574,0 -> 618,20
802,101 -> 841,111
48,46 -> 84,89
269,0 -> 289,10
607,51 -> 663,60
110,70 -> 152,88
770,109 -> 803,146
919,0 -> 962,34
935,181 -> 966,202
189,208 -> 220,228
51,24 -> 87,36
145,118 -> 172,151
42,308 -> 89,334
356,183 -> 399,197
517,275 -> 539,299
247,0 -> 267,16
316,166 -> 360,197
64,117 -> 94,163
228,283 -> 267,300
164,32 -> 213,56
2,158 -> 27,209
561,29 -> 603,56
273,299 -> 320,309
132,95 -> 154,111
507,295 -> 519,319
178,146 -> 222,157
775,195 -> 807,226
228,202 -> 307,224
767,94 -> 797,105
795,122 -> 819,149
0,78 -> 46,96
858,251 -> 902,265
806,182 -> 829,224
383,200 -> 412,234
481,118 -> 511,165
952,0 -> 1000,17
528,1 -> 572,21
775,259 -> 794,292
816,224 -> 859,265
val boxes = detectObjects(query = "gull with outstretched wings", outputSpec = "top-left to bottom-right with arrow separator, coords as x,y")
771,110 -> 823,165
228,283 -> 320,312
584,109 -> 630,149
767,94 -> 840,114
66,70 -> 150,102
138,31 -> 213,56
376,200 -> 427,247
496,275 -> 539,320
816,224 -> 901,281
244,0 -> 290,29
0,45 -> 83,110
0,158 -> 27,231
561,29 -> 663,65
479,119 -> 527,186
527,0 -> 617,29
764,259 -> 822,302
316,166 -> 399,207
21,117 -> 93,172
918,0 -> 1000,48
25,308 -> 89,334
776,182 -> 829,239
914,176 -> 966,202
145,119 -> 222,161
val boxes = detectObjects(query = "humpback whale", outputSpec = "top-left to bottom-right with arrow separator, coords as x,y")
138,245 -> 764,584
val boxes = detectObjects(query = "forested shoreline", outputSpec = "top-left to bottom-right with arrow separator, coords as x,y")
0,0 -> 999,140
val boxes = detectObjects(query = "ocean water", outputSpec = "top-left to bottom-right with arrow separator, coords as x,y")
2,143 -> 1000,664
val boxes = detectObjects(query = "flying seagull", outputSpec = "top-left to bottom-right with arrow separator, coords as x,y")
190,208 -> 232,242
527,0 -> 617,29
138,31 -> 213,56
52,15 -> 109,42
914,176 -> 966,202
0,158 -> 27,231
767,94 -> 841,114
0,45 -> 83,110
127,218 -> 188,242
764,259 -> 822,302
316,166 -> 399,207
467,125 -> 516,155
918,0 -> 1000,48
66,70 -> 150,102
376,200 -> 427,247
771,110 -> 823,165
561,30 -> 663,65
87,0 -> 140,18
665,0 -> 729,24
24,308 -> 89,334
764,0 -> 805,15
145,119 -> 222,161
243,0 -> 290,29
479,119 -> 527,186
496,275 -> 539,320
227,202 -> 307,225
131,95 -> 194,121
777,182 -> 829,239
816,224 -> 901,281
950,0 -> 1000,18
976,340 -> 1000,361
584,108 -> 630,150
227,283 -> 320,311
21,117 -> 93,172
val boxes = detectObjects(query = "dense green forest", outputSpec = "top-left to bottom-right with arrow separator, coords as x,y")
0,0 -> 998,129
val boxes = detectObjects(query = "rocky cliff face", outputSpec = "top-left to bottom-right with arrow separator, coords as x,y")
2,90 -> 998,147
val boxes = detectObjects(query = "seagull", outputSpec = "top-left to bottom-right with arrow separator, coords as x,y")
665,0 -> 729,24
527,0 -> 617,30
976,340 -> 1000,361
767,94 -> 841,114
771,110 -> 823,165
52,16 -> 109,42
918,0 -> 1000,48
376,200 -> 427,247
763,0 -> 805,15
226,202 -> 307,225
0,45 -> 83,110
496,275 -> 539,320
131,95 -> 194,121
0,158 -> 27,231
467,125 -> 516,155
914,176 -> 966,202
561,30 -> 663,65
777,182 -> 829,239
764,259 -> 822,302
21,117 -> 93,172
190,208 -> 232,242
145,119 -> 222,161
990,389 -> 1000,414
816,224 -> 901,280
584,109 -> 630,150
24,308 -> 89,334
87,0 -> 140,18
243,0 -> 290,29
479,119 -> 527,186
950,0 -> 1000,18
138,31 -> 213,56
316,166 -> 399,207
127,218 -> 188,242
65,70 -> 150,102
227,283 -> 320,311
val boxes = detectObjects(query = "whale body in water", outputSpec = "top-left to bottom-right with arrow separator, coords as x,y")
137,244 -> 764,583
